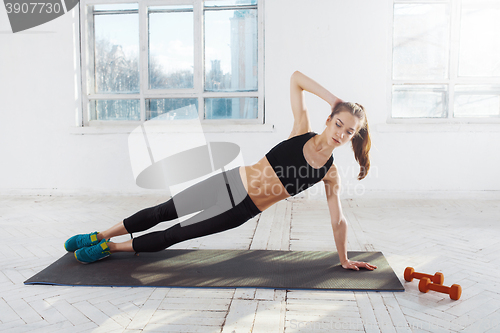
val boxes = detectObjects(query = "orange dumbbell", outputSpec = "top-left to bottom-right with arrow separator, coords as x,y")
404,267 -> 444,284
418,277 -> 462,300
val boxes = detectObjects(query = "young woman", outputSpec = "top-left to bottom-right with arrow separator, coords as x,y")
65,71 -> 377,271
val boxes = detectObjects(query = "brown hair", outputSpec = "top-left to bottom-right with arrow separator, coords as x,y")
330,102 -> 371,180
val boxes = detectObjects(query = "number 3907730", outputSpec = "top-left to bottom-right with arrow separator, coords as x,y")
5,2 -> 63,14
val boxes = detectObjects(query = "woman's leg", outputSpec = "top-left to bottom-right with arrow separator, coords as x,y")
103,200 -> 250,254
94,197 -> 194,252
97,221 -> 129,241
131,194 -> 260,253
102,204 -> 237,254
108,239 -> 134,252
96,170 -> 234,252
108,168 -> 260,253
121,171 -> 228,235
74,170 -> 242,263
91,171 -> 227,244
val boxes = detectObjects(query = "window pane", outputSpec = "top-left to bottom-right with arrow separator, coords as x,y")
205,97 -> 258,119
205,9 -> 258,91
392,85 -> 448,118
94,4 -> 138,11
94,13 -> 139,93
90,100 -> 140,120
205,0 -> 257,7
459,2 -> 500,77
392,4 -> 450,80
149,7 -> 194,89
149,5 -> 192,11
454,86 -> 500,117
147,99 -> 199,120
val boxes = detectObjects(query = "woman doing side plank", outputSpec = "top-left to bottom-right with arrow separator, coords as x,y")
64,71 -> 377,271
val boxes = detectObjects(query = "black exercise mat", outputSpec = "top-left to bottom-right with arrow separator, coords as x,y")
24,250 -> 404,291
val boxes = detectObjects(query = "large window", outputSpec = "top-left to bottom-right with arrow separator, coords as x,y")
80,0 -> 263,125
391,0 -> 500,120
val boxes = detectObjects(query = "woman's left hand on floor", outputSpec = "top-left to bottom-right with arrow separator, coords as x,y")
342,260 -> 378,271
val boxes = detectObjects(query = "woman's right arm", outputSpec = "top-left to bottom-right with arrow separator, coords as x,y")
324,165 -> 377,271
290,71 -> 341,110
289,71 -> 342,138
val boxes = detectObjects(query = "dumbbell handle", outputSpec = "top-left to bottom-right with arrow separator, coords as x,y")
404,267 -> 444,284
413,271 -> 437,280
428,283 -> 451,294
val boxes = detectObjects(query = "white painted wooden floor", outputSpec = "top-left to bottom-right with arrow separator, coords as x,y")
1,191 -> 499,332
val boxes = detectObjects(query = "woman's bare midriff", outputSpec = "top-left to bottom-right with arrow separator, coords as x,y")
239,157 -> 291,212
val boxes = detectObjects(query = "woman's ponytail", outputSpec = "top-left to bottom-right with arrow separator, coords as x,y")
351,121 -> 371,180
330,102 -> 371,180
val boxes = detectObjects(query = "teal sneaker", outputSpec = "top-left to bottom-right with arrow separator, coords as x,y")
74,239 -> 111,264
64,231 -> 100,252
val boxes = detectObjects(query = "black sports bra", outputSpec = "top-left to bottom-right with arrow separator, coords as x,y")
265,132 -> 334,196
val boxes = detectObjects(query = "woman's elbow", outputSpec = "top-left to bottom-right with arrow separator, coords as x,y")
291,70 -> 302,81
331,216 -> 347,231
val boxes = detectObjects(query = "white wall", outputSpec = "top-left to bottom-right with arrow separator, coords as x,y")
1,0 -> 499,196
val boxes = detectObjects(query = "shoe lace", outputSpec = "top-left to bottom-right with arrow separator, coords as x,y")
76,234 -> 92,248
76,236 -> 88,249
87,241 -> 110,257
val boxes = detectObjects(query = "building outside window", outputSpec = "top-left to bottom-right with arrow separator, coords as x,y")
80,0 -> 264,125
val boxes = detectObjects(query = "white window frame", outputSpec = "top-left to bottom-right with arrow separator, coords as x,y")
79,0 -> 265,128
388,0 -> 500,125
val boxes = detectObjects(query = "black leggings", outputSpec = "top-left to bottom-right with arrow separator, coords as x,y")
123,167 -> 261,253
